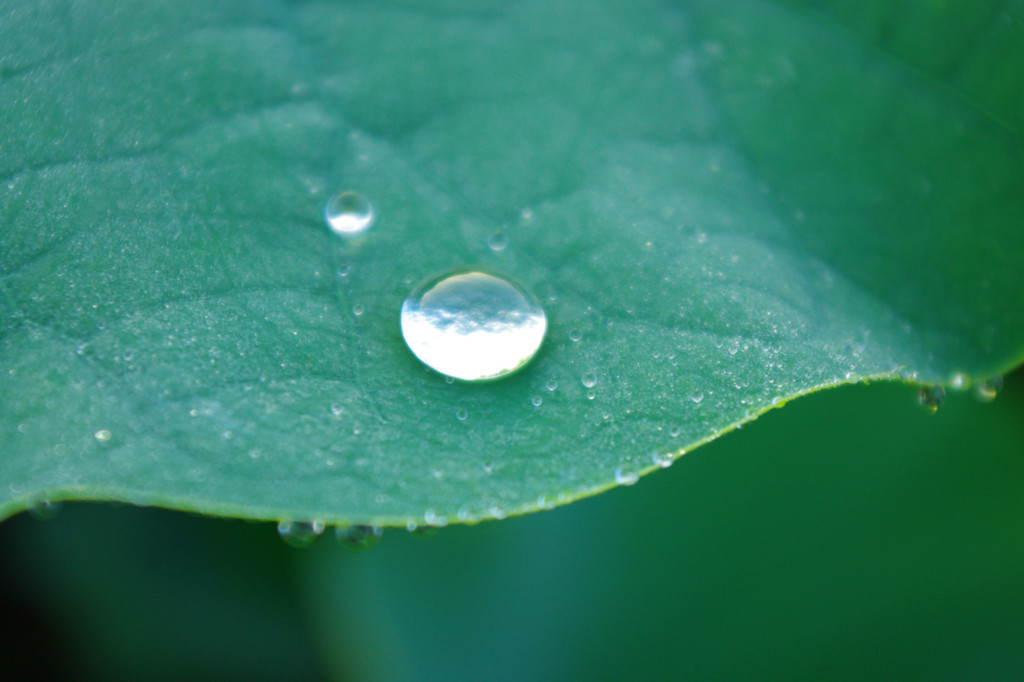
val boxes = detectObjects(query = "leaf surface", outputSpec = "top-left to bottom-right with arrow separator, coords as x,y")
2,0 -> 1023,524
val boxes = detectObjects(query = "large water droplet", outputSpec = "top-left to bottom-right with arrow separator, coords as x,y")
277,520 -> 325,548
400,268 -> 547,381
335,525 -> 383,552
324,191 -> 374,235
918,385 -> 945,412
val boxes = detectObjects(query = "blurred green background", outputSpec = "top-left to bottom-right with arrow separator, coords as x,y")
2,370 -> 1022,681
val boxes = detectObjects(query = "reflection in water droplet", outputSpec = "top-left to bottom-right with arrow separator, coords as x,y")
581,373 -> 598,388
400,268 -> 547,381
975,375 -> 1003,402
950,372 -> 969,390
277,520 -> 325,548
918,385 -> 945,413
336,525 -> 383,552
324,191 -> 374,235
615,467 -> 639,486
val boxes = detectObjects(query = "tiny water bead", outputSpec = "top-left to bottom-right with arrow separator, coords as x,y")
581,373 -> 598,388
400,268 -> 547,382
614,467 -> 640,486
324,190 -> 374,235
336,525 -> 383,552
487,231 -> 509,252
277,520 -> 325,548
918,385 -> 946,413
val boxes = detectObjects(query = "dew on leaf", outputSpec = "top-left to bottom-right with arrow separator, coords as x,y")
614,467 -> 640,486
975,375 -> 1003,402
918,385 -> 945,412
400,268 -> 547,381
487,231 -> 508,252
324,191 -> 374,235
335,525 -> 383,552
28,500 -> 63,521
581,373 -> 598,388
277,520 -> 325,548
94,429 -> 112,442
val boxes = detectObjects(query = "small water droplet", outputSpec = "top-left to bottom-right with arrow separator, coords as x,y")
277,520 -> 325,548
652,452 -> 674,469
409,524 -> 440,538
586,391 -> 596,400
330,403 -> 344,417
581,373 -> 598,388
28,500 -> 63,521
324,191 -> 374,235
975,375 -> 1003,402
335,525 -> 383,552
614,467 -> 639,486
423,509 -> 448,527
400,268 -> 547,381
689,390 -> 704,404
352,303 -> 365,317
336,264 -> 351,278
545,379 -> 559,392
487,231 -> 508,252
918,385 -> 945,412
669,426 -> 681,438
568,329 -> 583,343
455,407 -> 468,421
531,395 -> 543,407
94,429 -> 112,442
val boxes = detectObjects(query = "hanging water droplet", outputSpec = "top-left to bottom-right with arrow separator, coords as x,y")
581,373 -> 598,388
614,467 -> 639,486
409,524 -> 439,538
400,268 -> 547,381
975,375 -> 1003,402
28,500 -> 63,521
336,525 -> 383,551
324,191 -> 374,235
277,520 -> 325,548
487,231 -> 509,252
918,385 -> 945,412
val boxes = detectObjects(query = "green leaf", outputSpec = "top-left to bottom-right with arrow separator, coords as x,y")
2,0 -> 1023,525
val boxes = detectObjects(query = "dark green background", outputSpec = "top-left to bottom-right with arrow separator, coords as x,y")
3,370 -> 1021,681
